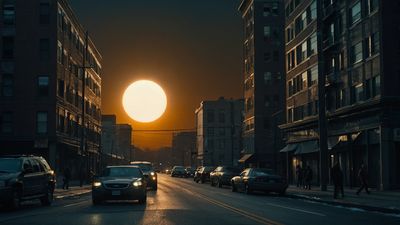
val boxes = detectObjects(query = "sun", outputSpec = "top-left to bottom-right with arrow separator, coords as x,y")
122,80 -> 167,123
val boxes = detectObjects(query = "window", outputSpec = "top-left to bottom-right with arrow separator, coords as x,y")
57,41 -> 63,63
287,50 -> 295,71
207,110 -> 214,123
39,2 -> 50,24
367,32 -> 380,57
1,112 -> 13,133
39,39 -> 50,60
338,89 -> 346,107
288,80 -> 294,97
2,37 -> 14,58
37,112 -> 48,134
218,111 -> 225,123
339,51 -> 345,70
264,26 -> 271,37
58,79 -> 64,97
287,108 -> 294,123
3,3 -> 15,25
367,0 -> 378,14
310,1 -> 317,20
264,96 -> 270,107
264,72 -> 272,84
1,74 -> 13,97
38,76 -> 49,96
309,65 -> 318,86
302,71 -> 308,89
351,42 -> 363,64
372,75 -> 380,97
350,1 -> 361,25
207,127 -> 214,136
308,32 -> 317,56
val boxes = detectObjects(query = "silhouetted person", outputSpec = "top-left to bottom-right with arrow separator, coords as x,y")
296,165 -> 303,188
331,162 -> 344,199
63,167 -> 71,190
356,163 -> 370,195
304,166 -> 313,190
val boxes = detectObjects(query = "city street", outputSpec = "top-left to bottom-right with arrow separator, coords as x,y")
0,174 -> 398,225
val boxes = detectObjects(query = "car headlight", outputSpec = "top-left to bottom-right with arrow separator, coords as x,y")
93,181 -> 102,187
150,172 -> 155,176
133,181 -> 142,187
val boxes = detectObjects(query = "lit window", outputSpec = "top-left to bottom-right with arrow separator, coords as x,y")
350,1 -> 361,25
351,42 -> 363,64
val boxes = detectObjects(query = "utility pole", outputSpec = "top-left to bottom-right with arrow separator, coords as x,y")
316,0 -> 328,191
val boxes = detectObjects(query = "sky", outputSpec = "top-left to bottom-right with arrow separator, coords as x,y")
69,0 -> 243,150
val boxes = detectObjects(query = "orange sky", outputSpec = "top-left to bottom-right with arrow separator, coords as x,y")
70,0 -> 243,150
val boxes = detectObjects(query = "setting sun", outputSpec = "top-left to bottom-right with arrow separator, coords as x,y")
122,80 -> 167,123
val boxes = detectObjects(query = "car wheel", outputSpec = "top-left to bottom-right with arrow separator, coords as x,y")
231,182 -> 237,192
40,186 -> 54,206
245,184 -> 252,195
8,190 -> 21,210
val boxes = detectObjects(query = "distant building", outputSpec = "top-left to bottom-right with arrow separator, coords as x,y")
0,0 -> 102,177
195,97 -> 244,166
101,115 -> 132,164
280,0 -> 400,190
238,0 -> 286,169
171,132 -> 196,167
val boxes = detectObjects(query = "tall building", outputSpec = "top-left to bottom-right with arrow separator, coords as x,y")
196,97 -> 244,166
171,131 -> 196,167
0,0 -> 102,178
116,124 -> 132,161
280,0 -> 400,189
238,0 -> 286,169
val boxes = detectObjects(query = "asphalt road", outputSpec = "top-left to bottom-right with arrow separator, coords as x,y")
0,174 -> 399,225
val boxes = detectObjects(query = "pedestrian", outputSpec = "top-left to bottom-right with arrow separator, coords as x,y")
304,166 -> 312,190
63,167 -> 71,190
296,165 -> 303,188
356,163 -> 370,195
331,162 -> 344,199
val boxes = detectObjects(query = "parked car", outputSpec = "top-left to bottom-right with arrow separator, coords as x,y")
171,166 -> 186,177
92,165 -> 147,205
130,161 -> 157,190
185,167 -> 195,177
193,166 -> 203,181
0,155 -> 56,209
231,168 -> 287,195
210,166 -> 241,188
194,166 -> 215,183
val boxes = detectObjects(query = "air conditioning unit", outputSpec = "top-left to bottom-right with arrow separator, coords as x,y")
394,128 -> 400,141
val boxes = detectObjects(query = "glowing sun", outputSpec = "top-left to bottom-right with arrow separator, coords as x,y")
122,80 -> 167,123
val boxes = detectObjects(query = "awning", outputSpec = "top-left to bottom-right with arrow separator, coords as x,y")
294,140 -> 319,155
280,143 -> 298,152
238,154 -> 253,163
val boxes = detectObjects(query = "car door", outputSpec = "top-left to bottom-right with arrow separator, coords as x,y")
21,159 -> 35,197
28,159 -> 43,195
237,169 -> 249,191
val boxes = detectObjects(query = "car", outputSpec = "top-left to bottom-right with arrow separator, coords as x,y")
193,166 -> 203,181
231,168 -> 288,195
210,166 -> 241,188
0,155 -> 56,209
92,165 -> 147,205
184,167 -> 195,178
130,161 -> 157,190
171,166 -> 186,177
193,166 -> 215,183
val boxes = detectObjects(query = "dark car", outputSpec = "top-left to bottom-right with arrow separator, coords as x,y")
0,155 -> 56,209
193,166 -> 203,181
231,168 -> 287,195
210,166 -> 241,188
171,166 -> 186,177
130,161 -> 157,190
194,166 -> 215,183
185,167 -> 195,178
92,166 -> 147,205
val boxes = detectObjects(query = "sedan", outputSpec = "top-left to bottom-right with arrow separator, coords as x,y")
194,166 -> 215,183
92,166 -> 147,205
171,166 -> 186,177
210,166 -> 241,188
231,168 -> 287,195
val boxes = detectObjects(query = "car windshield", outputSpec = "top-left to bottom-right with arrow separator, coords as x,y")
102,167 -> 142,178
131,163 -> 153,172
253,169 -> 274,176
174,166 -> 185,171
0,158 -> 22,173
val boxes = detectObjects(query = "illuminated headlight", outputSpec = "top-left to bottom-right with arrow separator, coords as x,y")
133,181 -> 142,187
93,181 -> 102,187
152,176 -> 156,180
0,180 -> 5,188
150,172 -> 155,176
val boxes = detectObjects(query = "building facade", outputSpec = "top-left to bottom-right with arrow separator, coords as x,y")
171,131 -> 196,167
0,0 -> 102,179
238,0 -> 286,169
281,0 -> 400,190
196,97 -> 244,167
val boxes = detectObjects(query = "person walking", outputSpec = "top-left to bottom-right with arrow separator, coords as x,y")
331,162 -> 344,199
296,165 -> 303,188
63,167 -> 71,190
356,163 -> 370,195
304,165 -> 313,190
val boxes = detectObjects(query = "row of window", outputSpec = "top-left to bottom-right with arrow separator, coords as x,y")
56,112 -> 101,143
350,0 -> 379,26
286,1 -> 316,43
207,127 -> 226,137
0,111 -> 47,134
349,32 -> 379,65
287,32 -> 317,71
288,65 -> 318,97
2,1 -> 50,26
206,110 -> 226,123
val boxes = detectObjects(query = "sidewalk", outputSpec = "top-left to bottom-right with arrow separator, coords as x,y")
54,183 -> 91,200
286,185 -> 400,214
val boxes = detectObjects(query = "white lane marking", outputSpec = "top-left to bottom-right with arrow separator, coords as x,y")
62,201 -> 87,208
265,202 -> 326,216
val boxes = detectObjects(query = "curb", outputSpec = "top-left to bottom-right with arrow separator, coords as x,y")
286,193 -> 400,215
